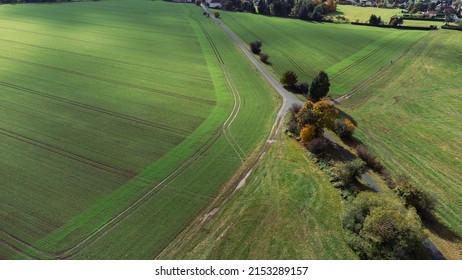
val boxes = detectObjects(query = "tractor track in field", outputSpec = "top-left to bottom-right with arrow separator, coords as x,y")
334,32 -> 424,103
0,38 -> 210,83
280,51 -> 310,78
0,26 -> 203,64
0,128 -> 136,180
0,9 -> 247,260
0,55 -> 215,106
0,82 -> 189,136
330,32 -> 406,80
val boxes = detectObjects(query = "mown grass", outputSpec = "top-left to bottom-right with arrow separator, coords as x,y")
158,133 -> 357,259
219,10 -> 425,97
0,0 -> 278,259
340,30 -> 462,259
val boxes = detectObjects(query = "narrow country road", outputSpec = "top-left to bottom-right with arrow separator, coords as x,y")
201,6 -> 444,260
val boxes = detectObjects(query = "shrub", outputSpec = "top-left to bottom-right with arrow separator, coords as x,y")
214,11 -> 220,19
334,118 -> 355,138
280,70 -> 298,88
395,176 -> 436,218
286,119 -> 299,135
295,81 -> 309,95
334,159 -> 366,187
300,125 -> 317,144
343,193 -> 425,259
355,145 -> 384,173
249,40 -> 262,54
305,137 -> 330,155
259,53 -> 269,64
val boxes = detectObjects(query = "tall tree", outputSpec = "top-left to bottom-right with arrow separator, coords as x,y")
309,71 -> 330,102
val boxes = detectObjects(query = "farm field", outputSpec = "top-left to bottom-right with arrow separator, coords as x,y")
159,132 -> 357,260
219,10 -> 426,97
340,30 -> 462,259
0,0 -> 278,259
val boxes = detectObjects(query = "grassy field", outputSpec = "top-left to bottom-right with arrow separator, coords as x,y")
159,133 -> 357,259
0,0 -> 278,259
334,5 -> 447,27
219,10 -> 426,97
340,30 -> 462,258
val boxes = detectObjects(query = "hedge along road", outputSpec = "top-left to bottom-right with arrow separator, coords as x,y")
202,5 -> 445,260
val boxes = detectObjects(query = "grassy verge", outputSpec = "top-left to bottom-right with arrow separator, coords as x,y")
158,132 -> 357,259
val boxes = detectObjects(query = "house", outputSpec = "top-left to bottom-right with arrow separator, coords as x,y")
205,0 -> 222,9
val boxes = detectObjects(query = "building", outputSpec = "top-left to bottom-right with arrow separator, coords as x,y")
205,0 -> 222,9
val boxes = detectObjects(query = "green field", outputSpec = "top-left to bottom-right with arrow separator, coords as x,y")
219,10 -> 426,96
340,30 -> 462,258
0,0 -> 278,259
159,133 -> 357,259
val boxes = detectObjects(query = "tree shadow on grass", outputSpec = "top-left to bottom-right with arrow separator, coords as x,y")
423,213 -> 462,244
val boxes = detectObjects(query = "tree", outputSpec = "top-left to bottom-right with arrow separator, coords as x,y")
309,71 -> 330,102
389,15 -> 404,27
249,40 -> 262,54
369,14 -> 382,25
334,118 -> 355,138
195,0 -> 201,6
343,193 -> 425,259
300,125 -> 317,144
214,11 -> 221,19
295,81 -> 309,95
295,99 -> 338,135
280,70 -> 298,88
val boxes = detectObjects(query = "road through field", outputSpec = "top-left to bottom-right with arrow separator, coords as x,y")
202,6 -> 444,260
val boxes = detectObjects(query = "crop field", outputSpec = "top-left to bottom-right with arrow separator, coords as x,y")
159,133 -> 357,259
334,5 -> 402,24
0,0 -> 277,259
340,30 -> 462,258
219,11 -> 426,97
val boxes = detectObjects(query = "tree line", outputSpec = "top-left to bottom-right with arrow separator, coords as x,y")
0,0 -> 95,3
219,0 -> 337,21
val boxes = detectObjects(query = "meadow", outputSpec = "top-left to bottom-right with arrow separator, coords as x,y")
159,132 -> 357,260
0,0 -> 278,259
219,10 -> 426,97
340,30 -> 462,258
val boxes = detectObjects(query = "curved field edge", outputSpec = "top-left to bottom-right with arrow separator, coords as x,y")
340,30 -> 462,259
2,2 -> 279,259
158,130 -> 356,260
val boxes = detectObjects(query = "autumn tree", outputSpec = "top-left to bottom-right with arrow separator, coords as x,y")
334,118 -> 355,138
295,99 -> 338,137
300,125 -> 317,144
280,70 -> 298,88
309,71 -> 330,102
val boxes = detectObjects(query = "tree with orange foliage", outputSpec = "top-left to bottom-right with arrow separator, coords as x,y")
300,125 -> 317,144
296,98 -> 339,141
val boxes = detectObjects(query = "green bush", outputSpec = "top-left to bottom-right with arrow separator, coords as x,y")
343,193 -> 426,259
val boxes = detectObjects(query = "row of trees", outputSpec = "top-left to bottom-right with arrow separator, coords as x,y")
284,70 -> 434,259
0,0 -> 91,3
280,70 -> 330,101
219,0 -> 337,21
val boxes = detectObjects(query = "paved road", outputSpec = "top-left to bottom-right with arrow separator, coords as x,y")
203,6 -> 444,260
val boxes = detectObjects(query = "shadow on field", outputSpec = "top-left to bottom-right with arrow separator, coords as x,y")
423,214 -> 462,244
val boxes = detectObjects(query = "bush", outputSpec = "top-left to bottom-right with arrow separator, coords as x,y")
259,53 -> 269,64
343,193 -> 425,259
305,137 -> 330,155
355,145 -> 384,173
395,176 -> 436,218
214,11 -> 220,19
334,118 -> 355,138
249,40 -> 262,54
280,70 -> 298,88
295,81 -> 309,95
334,159 -> 366,187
